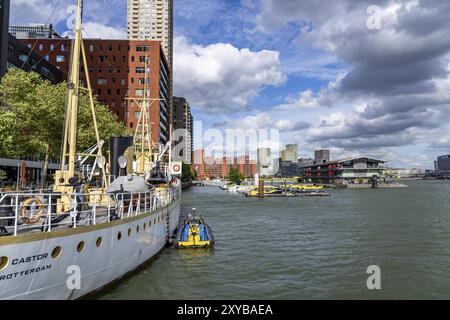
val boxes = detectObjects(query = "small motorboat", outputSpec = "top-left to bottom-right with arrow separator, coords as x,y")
175,209 -> 215,249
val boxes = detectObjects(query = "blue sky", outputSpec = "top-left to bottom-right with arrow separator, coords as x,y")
11,0 -> 450,169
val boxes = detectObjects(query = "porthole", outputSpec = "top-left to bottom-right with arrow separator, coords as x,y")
77,241 -> 85,253
117,231 -> 122,240
136,226 -> 140,234
128,228 -> 132,237
51,246 -> 62,259
149,220 -> 152,227
143,223 -> 147,231
96,237 -> 103,247
0,256 -> 9,272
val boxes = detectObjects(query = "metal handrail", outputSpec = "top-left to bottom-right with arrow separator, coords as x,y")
0,184 -> 181,237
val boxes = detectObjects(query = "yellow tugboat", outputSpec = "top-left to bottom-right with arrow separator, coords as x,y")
175,209 -> 215,249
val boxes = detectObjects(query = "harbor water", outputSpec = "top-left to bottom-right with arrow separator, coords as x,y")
96,180 -> 450,299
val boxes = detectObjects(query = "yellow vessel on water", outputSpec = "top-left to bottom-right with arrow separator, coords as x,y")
246,186 -> 283,197
288,184 -> 324,191
175,211 -> 215,249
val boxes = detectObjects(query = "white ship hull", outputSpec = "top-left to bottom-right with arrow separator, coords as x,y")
0,196 -> 181,300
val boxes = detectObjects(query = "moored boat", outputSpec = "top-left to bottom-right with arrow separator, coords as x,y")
0,0 -> 181,300
175,211 -> 214,249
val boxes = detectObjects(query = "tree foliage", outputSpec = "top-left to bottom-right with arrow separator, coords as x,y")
0,69 -> 128,160
182,163 -> 196,182
229,166 -> 244,185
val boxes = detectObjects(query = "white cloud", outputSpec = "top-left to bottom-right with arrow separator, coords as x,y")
173,36 -> 286,113
81,22 -> 127,39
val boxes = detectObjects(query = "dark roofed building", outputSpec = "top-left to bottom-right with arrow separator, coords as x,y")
299,157 -> 386,184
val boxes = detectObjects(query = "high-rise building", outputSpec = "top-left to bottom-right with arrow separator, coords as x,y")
20,38 -> 171,145
281,144 -> 299,162
257,148 -> 272,177
127,0 -> 173,67
314,149 -> 330,164
436,154 -> 450,179
0,0 -> 10,78
173,97 -> 194,164
9,23 -> 60,39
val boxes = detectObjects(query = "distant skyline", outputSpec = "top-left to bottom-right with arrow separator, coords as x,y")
11,0 -> 450,169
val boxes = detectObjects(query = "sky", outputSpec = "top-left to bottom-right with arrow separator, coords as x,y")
10,0 -> 450,169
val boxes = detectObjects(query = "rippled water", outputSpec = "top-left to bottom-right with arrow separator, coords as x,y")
96,180 -> 450,299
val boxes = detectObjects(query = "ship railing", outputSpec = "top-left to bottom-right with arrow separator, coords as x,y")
0,183 -> 181,237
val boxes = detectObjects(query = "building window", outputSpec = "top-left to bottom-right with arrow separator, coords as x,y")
38,44 -> 44,51
97,78 -> 107,85
136,45 -> 150,52
135,67 -> 145,74
99,55 -> 106,63
56,55 -> 65,63
89,45 -> 94,52
121,79 -> 126,85
139,56 -> 147,63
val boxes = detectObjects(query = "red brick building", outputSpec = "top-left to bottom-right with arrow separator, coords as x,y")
20,38 -> 172,145
193,150 -> 257,180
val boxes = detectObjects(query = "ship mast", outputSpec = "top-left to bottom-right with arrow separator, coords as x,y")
54,0 -> 108,211
128,55 -> 160,175
61,0 -> 83,178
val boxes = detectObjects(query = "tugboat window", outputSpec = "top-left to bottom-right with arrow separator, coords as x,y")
96,237 -> 103,247
117,232 -> 122,241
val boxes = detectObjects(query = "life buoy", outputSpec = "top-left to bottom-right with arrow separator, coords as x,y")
21,197 -> 45,224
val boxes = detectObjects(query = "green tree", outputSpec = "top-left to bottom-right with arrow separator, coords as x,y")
182,163 -> 196,182
229,167 -> 244,185
0,69 -> 128,161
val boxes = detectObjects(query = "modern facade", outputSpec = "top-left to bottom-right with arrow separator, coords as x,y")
299,157 -> 386,184
257,148 -> 273,177
193,150 -> 256,179
173,96 -> 193,164
314,149 -> 330,164
435,155 -> 450,179
0,0 -> 10,78
20,38 -> 172,145
281,144 -> 299,162
127,0 -> 173,67
6,34 -> 63,83
9,23 -> 60,39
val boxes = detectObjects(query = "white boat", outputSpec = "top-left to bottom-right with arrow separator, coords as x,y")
0,0 -> 180,300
